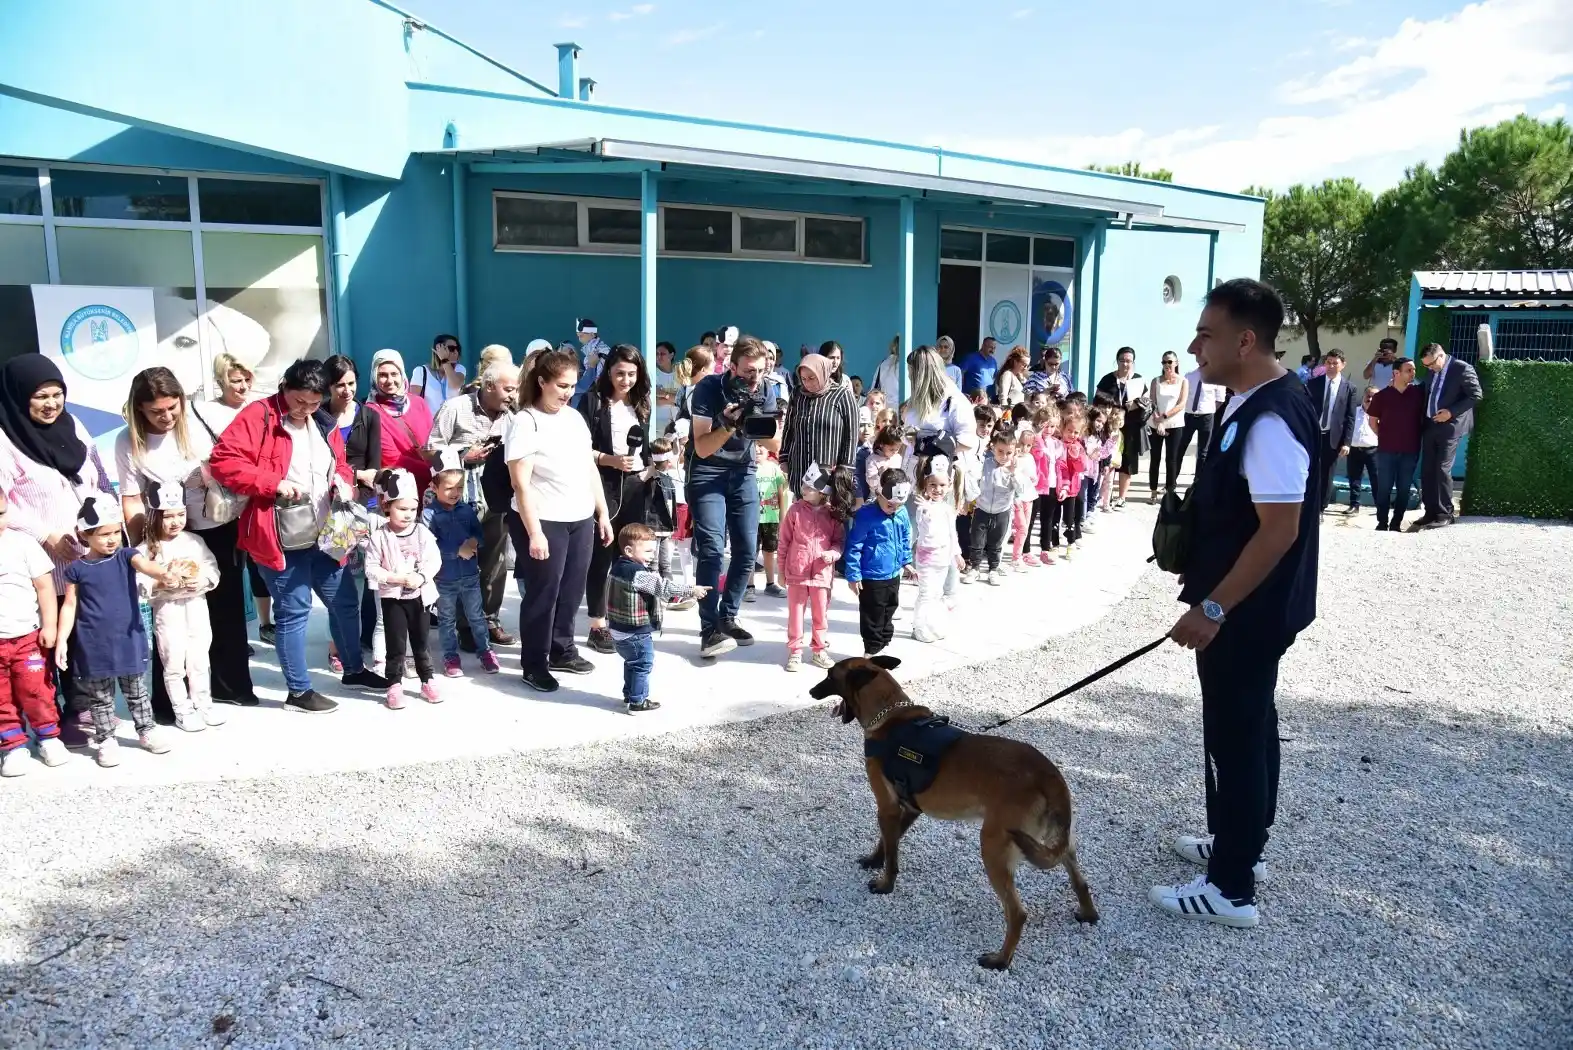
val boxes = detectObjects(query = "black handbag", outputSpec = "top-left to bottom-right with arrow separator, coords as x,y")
1150,486 -> 1194,575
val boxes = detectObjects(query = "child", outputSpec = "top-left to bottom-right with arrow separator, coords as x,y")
779,463 -> 853,671
852,408 -> 876,503
844,469 -> 913,657
864,389 -> 886,419
966,429 -> 1016,583
643,437 -> 688,607
864,426 -> 905,501
423,464 -> 499,678
754,446 -> 789,599
56,496 -> 176,768
364,469 -> 443,709
0,491 -> 66,776
1010,429 -> 1046,569
910,458 -> 963,643
606,523 -> 709,712
849,375 -> 864,398
1088,405 -> 1121,516
1055,407 -> 1089,560
1032,405 -> 1064,561
138,483 -> 223,733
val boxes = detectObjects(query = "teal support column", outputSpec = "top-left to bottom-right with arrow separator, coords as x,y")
640,169 -> 659,426
1206,230 -> 1218,291
451,159 -> 471,360
1403,276 -> 1423,357
1087,224 -> 1106,391
328,173 -> 352,359
898,195 -> 915,405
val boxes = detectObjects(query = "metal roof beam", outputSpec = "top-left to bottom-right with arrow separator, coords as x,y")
469,160 -> 659,175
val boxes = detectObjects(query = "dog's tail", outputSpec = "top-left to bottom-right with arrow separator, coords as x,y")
1009,823 -> 1072,870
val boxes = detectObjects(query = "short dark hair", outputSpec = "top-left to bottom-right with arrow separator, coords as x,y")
1420,342 -> 1444,359
873,426 -> 903,451
1393,355 -> 1413,370
655,341 -> 676,356
1379,337 -> 1398,349
700,330 -> 717,343
322,354 -> 356,387
1115,346 -> 1135,361
433,333 -> 458,348
1205,278 -> 1285,353
281,358 -> 329,395
618,522 -> 655,549
1323,348 -> 1345,362
819,340 -> 842,356
973,404 -> 994,425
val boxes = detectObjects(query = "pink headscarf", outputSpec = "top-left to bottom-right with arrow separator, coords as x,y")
796,353 -> 833,395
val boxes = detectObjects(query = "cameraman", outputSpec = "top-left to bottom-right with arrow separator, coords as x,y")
688,336 -> 781,659
1364,337 -> 1399,388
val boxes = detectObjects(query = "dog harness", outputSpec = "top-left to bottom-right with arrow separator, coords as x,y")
863,715 -> 967,810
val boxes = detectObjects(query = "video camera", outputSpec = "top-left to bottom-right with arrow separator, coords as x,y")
722,372 -> 779,440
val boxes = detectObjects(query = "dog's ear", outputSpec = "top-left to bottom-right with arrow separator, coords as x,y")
870,655 -> 901,671
844,666 -> 880,697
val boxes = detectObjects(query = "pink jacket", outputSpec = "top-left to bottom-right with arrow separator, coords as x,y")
779,500 -> 844,588
1032,434 -> 1064,496
362,521 -> 442,605
1059,437 -> 1088,499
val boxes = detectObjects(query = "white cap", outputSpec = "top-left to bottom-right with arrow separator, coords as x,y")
378,468 -> 422,503
145,482 -> 186,513
433,447 -> 466,473
76,495 -> 123,533
525,338 -> 552,355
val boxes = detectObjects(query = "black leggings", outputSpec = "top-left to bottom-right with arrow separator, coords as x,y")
382,597 -> 433,683
585,472 -> 647,620
1149,427 -> 1184,493
1038,493 -> 1083,549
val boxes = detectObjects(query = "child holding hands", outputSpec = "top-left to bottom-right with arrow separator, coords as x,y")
364,469 -> 443,709
138,483 -> 223,733
778,463 -> 853,671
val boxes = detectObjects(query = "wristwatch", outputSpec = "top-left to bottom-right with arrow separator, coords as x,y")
1200,599 -> 1226,624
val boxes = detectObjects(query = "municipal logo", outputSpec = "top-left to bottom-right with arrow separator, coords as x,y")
989,300 -> 1023,345
1219,421 -> 1239,452
60,304 -> 139,381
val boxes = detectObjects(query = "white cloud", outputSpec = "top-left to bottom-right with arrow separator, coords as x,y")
663,23 -> 723,46
1010,7 -> 1034,18
936,0 -> 1573,193
609,4 -> 656,21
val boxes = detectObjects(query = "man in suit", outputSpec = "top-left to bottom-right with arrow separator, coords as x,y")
1305,349 -> 1357,513
1413,341 -> 1483,530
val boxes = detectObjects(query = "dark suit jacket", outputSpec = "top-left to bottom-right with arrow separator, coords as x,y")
1306,373 -> 1357,449
1424,356 -> 1483,436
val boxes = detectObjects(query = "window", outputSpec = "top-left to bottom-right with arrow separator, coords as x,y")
56,227 -> 197,286
986,233 -> 1031,265
1033,237 -> 1075,268
804,217 -> 863,262
0,165 -> 42,216
740,214 -> 797,254
940,228 -> 983,261
0,225 -> 47,284
50,169 -> 191,222
198,178 -> 322,227
664,207 -> 732,254
495,196 -> 578,248
586,205 -> 640,246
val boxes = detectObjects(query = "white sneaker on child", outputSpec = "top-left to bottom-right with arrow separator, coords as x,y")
175,714 -> 206,733
960,569 -> 977,585
987,570 -> 1004,586
95,737 -> 121,768
139,728 -> 172,754
203,707 -> 227,727
37,738 -> 68,767
784,651 -> 802,672
811,649 -> 836,670
1,747 -> 33,777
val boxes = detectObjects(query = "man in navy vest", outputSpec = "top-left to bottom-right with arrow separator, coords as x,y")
1152,278 -> 1320,929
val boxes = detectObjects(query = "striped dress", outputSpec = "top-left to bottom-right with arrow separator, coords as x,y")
0,417 -> 116,594
780,378 -> 861,493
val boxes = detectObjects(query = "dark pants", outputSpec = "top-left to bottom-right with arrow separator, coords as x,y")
585,473 -> 648,621
1178,412 -> 1214,469
1373,450 -> 1418,529
1039,493 -> 1081,549
1197,625 -> 1290,900
457,508 -> 510,648
1149,428 -> 1184,494
1315,438 -> 1341,511
1420,425 -> 1462,521
381,597 -> 433,683
1345,447 -> 1377,508
688,466 -> 759,633
510,513 -> 594,675
857,577 -> 901,656
968,508 -> 1011,571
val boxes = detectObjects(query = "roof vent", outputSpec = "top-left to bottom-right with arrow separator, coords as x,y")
578,77 -> 597,102
554,43 -> 581,100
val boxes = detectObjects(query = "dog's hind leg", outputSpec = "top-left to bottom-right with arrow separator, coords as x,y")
1062,844 -> 1099,924
977,823 -> 1028,970
1007,826 -> 1099,925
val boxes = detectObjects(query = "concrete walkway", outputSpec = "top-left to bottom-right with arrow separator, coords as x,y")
10,504 -> 1159,790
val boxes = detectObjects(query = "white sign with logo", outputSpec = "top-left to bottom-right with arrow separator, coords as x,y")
982,266 -> 1029,348
31,284 -> 158,440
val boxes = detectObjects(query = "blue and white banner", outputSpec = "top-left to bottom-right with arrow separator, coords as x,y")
32,284 -> 158,448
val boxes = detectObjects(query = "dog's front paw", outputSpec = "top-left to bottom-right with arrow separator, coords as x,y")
977,951 -> 1011,970
867,876 -> 894,894
856,851 -> 884,870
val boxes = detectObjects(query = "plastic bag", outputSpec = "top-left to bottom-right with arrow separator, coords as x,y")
317,498 -> 371,562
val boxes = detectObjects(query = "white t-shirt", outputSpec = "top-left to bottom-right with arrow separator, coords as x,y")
199,398 -> 246,435
0,529 -> 53,637
1183,368 -> 1227,416
283,415 -> 335,523
114,421 -> 220,531
1219,379 -> 1311,504
503,406 -> 598,522
410,364 -> 467,418
608,400 -> 645,472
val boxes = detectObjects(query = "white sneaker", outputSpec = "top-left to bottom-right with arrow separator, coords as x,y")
175,714 -> 206,733
811,649 -> 836,670
912,627 -> 938,643
1150,874 -> 1259,927
784,651 -> 802,672
139,728 -> 172,755
203,707 -> 227,727
95,737 -> 121,768
987,570 -> 1003,587
38,737 -> 69,767
960,569 -> 977,585
1172,833 -> 1269,883
1014,560 -> 1030,574
1,747 -> 33,777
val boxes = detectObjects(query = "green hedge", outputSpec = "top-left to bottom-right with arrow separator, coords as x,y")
1463,360 -> 1573,519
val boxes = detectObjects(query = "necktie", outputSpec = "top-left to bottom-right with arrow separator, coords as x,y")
1322,380 -> 1333,430
1429,364 -> 1443,416
1190,379 -> 1203,412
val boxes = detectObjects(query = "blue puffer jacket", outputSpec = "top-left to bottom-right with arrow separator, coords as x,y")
843,503 -> 912,583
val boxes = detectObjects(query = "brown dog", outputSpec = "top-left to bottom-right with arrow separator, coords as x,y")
810,655 -> 1097,969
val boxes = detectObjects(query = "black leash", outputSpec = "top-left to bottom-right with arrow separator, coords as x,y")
975,635 -> 1171,733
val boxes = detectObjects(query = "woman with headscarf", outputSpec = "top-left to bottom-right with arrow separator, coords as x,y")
363,349 -> 436,494
779,352 -> 860,493
0,355 -> 116,748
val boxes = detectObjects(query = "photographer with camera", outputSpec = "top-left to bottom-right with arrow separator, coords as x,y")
1363,337 -> 1399,389
687,336 -> 781,659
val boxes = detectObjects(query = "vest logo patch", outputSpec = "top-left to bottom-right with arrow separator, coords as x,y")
896,747 -> 924,764
1219,421 -> 1239,452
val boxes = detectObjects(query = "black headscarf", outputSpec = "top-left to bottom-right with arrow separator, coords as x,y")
0,355 -> 88,481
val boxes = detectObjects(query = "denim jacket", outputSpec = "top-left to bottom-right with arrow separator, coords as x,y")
422,500 -> 483,582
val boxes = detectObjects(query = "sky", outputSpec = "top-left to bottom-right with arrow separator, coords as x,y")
410,0 -> 1573,194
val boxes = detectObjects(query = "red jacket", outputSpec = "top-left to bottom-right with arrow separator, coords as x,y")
209,393 -> 354,571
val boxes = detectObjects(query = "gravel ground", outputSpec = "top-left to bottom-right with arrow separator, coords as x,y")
2,518 -> 1570,1050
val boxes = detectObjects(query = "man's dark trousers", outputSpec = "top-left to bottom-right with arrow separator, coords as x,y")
1178,412 -> 1214,469
1197,624 -> 1290,900
1420,424 -> 1462,521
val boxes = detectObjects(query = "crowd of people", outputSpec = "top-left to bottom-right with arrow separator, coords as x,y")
0,312 -> 1476,776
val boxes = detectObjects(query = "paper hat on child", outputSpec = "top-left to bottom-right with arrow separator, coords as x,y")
433,447 -> 466,474
377,468 -> 422,504
858,406 -> 873,427
76,494 -> 123,533
717,325 -> 739,346
926,455 -> 951,480
144,481 -> 186,513
575,317 -> 598,336
802,462 -> 832,495
879,471 -> 912,505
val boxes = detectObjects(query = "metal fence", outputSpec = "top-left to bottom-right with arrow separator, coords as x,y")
1494,316 -> 1573,362
1447,311 -> 1488,363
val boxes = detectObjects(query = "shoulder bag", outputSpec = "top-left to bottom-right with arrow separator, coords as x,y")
189,403 -> 243,525
267,406 -> 336,552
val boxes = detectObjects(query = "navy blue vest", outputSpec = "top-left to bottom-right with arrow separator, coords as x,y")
1178,372 -> 1319,641
864,715 -> 967,809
